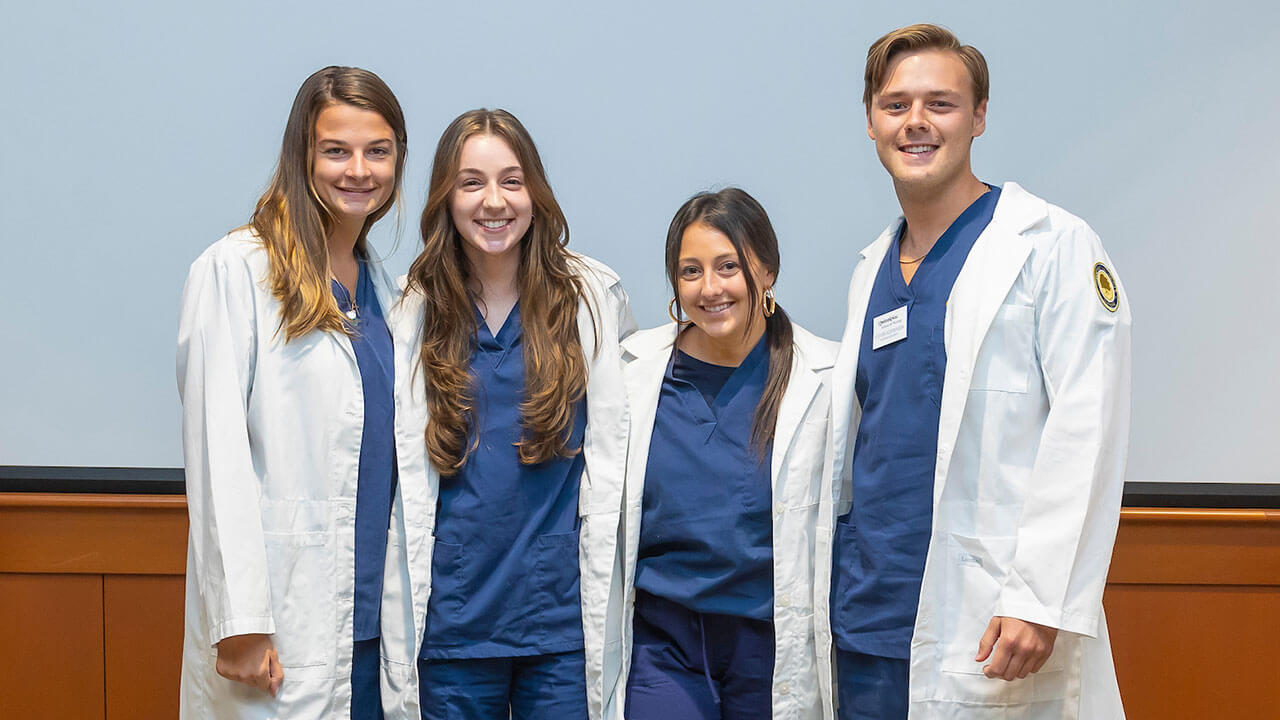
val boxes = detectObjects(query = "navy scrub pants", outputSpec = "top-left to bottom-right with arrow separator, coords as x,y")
835,649 -> 909,720
417,650 -> 588,720
352,637 -> 384,720
625,590 -> 774,720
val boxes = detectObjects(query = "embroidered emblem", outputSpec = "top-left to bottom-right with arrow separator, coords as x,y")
1093,262 -> 1119,312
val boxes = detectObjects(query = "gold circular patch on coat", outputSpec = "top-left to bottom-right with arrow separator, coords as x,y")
1093,262 -> 1119,312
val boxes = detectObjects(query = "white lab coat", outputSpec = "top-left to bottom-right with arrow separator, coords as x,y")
816,182 -> 1131,719
176,228 -> 401,719
615,322 -> 838,720
378,253 -> 635,720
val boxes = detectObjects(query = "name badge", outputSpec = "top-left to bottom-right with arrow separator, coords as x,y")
872,305 -> 908,349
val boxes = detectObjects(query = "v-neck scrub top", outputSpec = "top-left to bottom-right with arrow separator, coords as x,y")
421,303 -> 588,659
329,261 -> 397,642
830,186 -> 1000,659
636,336 -> 774,621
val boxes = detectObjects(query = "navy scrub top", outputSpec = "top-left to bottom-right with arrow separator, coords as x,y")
830,186 -> 1000,659
422,303 -> 588,659
636,335 -> 774,621
330,262 -> 397,643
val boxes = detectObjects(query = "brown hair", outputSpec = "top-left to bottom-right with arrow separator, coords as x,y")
666,187 -> 793,454
250,66 -> 407,341
863,24 -> 989,110
406,109 -> 592,474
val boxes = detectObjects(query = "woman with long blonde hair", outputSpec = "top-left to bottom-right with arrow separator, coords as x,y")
176,66 -> 406,719
384,108 -> 633,720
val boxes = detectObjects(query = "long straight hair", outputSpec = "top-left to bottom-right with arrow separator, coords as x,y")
666,187 -> 794,452
250,66 -> 407,341
406,109 -> 590,474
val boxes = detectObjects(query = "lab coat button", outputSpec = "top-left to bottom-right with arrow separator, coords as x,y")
779,593 -> 791,607
779,681 -> 791,695
775,502 -> 786,516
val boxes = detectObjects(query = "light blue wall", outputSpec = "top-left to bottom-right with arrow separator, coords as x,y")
3,2 -> 1277,483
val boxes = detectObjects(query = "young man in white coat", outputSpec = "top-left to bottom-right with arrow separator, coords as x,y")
816,23 -> 1132,719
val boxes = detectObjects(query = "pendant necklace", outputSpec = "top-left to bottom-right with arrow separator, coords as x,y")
333,275 -> 360,323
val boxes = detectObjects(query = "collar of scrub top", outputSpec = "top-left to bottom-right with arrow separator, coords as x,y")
473,300 -> 522,359
664,332 -> 769,441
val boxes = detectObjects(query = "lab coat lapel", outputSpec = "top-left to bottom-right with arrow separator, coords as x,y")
621,324 -> 678,508
831,223 -> 896,479
934,183 -> 1045,504
771,349 -> 821,484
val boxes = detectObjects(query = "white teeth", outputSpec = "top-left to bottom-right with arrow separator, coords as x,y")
903,145 -> 936,154
704,302 -> 732,313
480,219 -> 510,228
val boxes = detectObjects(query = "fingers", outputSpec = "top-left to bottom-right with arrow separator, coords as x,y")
255,648 -> 273,693
214,634 -> 278,694
975,617 -> 1001,662
267,649 -> 284,697
980,617 -> 1059,681
981,639 -> 1012,679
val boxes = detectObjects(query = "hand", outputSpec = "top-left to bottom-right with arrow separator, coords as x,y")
975,616 -> 1058,681
216,633 -> 284,696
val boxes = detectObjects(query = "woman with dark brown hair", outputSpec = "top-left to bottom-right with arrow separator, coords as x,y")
615,188 -> 836,719
383,109 -> 633,720
176,66 -> 407,719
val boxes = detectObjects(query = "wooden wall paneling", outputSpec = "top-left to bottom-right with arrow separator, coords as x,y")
103,575 -> 185,720
1104,584 -> 1280,720
0,574 -> 106,720
0,493 -> 187,575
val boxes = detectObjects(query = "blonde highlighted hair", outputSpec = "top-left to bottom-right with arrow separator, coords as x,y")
863,24 -> 989,110
251,66 -> 407,341
406,109 -> 593,474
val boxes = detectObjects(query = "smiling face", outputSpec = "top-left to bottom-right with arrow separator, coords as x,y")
867,49 -> 986,196
676,222 -> 775,355
448,133 -> 534,267
311,103 -> 397,227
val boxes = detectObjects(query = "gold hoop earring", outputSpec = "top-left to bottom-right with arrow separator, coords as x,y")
762,287 -> 776,318
668,297 -> 691,326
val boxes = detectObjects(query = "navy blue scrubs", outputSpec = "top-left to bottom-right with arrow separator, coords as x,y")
419,303 -> 588,719
830,187 -> 999,719
331,261 -> 396,720
627,338 -> 775,720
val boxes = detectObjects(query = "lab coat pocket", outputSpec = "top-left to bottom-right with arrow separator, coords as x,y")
262,530 -> 333,669
936,533 -> 1069,704
970,304 -> 1033,393
787,418 -> 828,507
939,533 -> 1014,676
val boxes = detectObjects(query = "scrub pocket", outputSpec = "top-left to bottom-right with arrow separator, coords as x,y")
427,539 -> 466,617
533,530 -> 582,636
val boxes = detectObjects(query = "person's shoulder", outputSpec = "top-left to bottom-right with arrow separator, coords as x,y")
790,322 -> 838,369
621,323 -> 678,361
188,227 -> 267,282
998,182 -> 1099,240
567,251 -> 622,289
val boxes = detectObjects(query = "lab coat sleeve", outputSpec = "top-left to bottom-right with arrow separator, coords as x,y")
994,221 -> 1132,638
176,250 -> 275,645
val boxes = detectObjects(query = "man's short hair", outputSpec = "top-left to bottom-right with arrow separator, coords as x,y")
863,24 -> 989,110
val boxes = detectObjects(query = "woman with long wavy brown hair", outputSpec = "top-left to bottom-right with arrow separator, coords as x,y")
176,66 -> 406,719
383,109 -> 633,720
